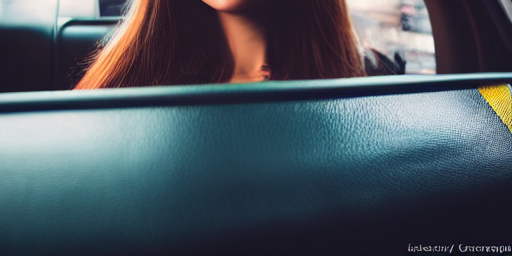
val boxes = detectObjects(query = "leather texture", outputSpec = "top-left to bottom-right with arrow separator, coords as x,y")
479,84 -> 512,133
1,81 -> 511,255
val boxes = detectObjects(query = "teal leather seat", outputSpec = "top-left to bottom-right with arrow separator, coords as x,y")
0,74 -> 511,255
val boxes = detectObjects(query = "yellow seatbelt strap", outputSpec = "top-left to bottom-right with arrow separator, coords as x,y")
478,84 -> 512,133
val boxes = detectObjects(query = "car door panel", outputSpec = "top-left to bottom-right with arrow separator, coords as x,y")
1,76 -> 511,255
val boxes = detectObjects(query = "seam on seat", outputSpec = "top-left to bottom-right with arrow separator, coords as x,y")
478,84 -> 512,133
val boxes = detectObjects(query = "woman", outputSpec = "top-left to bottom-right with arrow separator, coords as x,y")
75,0 -> 367,89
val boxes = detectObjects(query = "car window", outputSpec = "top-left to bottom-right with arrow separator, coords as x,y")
1,0 -> 480,93
346,0 -> 436,74
98,0 -> 436,75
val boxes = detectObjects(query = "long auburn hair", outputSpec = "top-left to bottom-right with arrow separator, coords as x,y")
75,0 -> 366,89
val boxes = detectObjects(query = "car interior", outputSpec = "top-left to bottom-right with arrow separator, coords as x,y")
0,0 -> 511,255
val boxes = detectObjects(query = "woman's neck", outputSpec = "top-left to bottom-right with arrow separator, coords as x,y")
217,11 -> 268,83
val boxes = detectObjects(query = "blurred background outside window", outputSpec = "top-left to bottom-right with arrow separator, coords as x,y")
347,0 -> 436,74
99,0 -> 125,17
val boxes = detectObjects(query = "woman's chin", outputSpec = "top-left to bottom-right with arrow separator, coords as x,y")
202,0 -> 269,13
